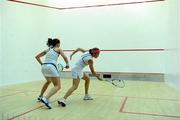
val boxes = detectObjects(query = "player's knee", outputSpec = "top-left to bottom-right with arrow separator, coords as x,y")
73,85 -> 78,90
46,81 -> 51,84
58,86 -> 61,90
55,85 -> 61,90
85,79 -> 90,83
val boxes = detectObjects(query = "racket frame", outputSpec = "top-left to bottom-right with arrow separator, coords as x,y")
103,78 -> 125,88
57,63 -> 64,72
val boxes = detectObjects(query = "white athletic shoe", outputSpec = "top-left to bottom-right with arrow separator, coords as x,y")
41,97 -> 52,109
83,94 -> 93,100
57,98 -> 66,107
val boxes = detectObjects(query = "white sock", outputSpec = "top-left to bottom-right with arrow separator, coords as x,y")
61,98 -> 65,102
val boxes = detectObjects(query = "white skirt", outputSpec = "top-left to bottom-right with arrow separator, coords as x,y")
41,64 -> 60,77
71,67 -> 83,79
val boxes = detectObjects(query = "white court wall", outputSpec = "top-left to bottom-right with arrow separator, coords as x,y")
1,0 -> 168,85
0,2 -> 3,85
46,1 -> 167,73
165,0 -> 180,92
0,1 -> 50,85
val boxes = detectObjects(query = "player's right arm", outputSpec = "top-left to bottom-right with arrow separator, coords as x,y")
70,48 -> 87,60
59,48 -> 69,69
35,49 -> 48,65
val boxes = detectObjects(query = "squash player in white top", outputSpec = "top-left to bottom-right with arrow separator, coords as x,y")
35,38 -> 69,109
58,48 -> 102,107
71,51 -> 93,79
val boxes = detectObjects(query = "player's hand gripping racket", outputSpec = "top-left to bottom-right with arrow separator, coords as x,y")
103,78 -> 125,88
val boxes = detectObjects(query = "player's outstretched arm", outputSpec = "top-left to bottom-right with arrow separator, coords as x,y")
88,60 -> 102,81
70,48 -> 87,60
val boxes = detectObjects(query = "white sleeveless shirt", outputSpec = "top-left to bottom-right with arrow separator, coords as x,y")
73,52 -> 93,70
44,48 -> 59,65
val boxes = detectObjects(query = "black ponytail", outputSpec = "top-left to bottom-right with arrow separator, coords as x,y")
89,49 -> 93,55
46,38 -> 60,48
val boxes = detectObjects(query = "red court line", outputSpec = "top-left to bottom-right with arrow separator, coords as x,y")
7,100 -> 57,120
119,96 -> 128,112
64,49 -> 165,52
8,0 -> 165,10
8,105 -> 44,120
3,89 -> 180,119
122,111 -> 180,119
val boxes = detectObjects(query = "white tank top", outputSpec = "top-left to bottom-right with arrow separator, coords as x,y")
73,52 -> 93,70
44,48 -> 59,65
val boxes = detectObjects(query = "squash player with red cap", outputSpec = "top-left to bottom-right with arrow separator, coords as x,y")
58,47 -> 102,107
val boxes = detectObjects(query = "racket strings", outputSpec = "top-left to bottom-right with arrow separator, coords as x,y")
58,64 -> 64,72
112,79 -> 125,88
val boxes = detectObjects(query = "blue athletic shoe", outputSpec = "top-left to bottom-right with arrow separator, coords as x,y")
41,97 -> 52,109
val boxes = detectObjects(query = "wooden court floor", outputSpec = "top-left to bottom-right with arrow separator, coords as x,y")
0,79 -> 180,120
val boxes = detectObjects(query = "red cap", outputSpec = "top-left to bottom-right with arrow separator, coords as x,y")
93,49 -> 100,54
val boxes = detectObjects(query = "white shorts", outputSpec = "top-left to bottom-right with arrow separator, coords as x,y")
41,64 -> 59,77
71,67 -> 84,79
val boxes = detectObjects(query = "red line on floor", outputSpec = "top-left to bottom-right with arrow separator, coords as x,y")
2,88 -> 180,119
122,111 -> 180,119
8,105 -> 44,120
7,0 -> 165,10
7,100 -> 57,120
119,96 -> 128,112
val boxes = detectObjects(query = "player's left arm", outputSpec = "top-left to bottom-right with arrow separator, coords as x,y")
70,48 -> 87,60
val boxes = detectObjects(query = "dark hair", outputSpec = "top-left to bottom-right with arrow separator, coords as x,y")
89,47 -> 100,55
47,38 -> 60,48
